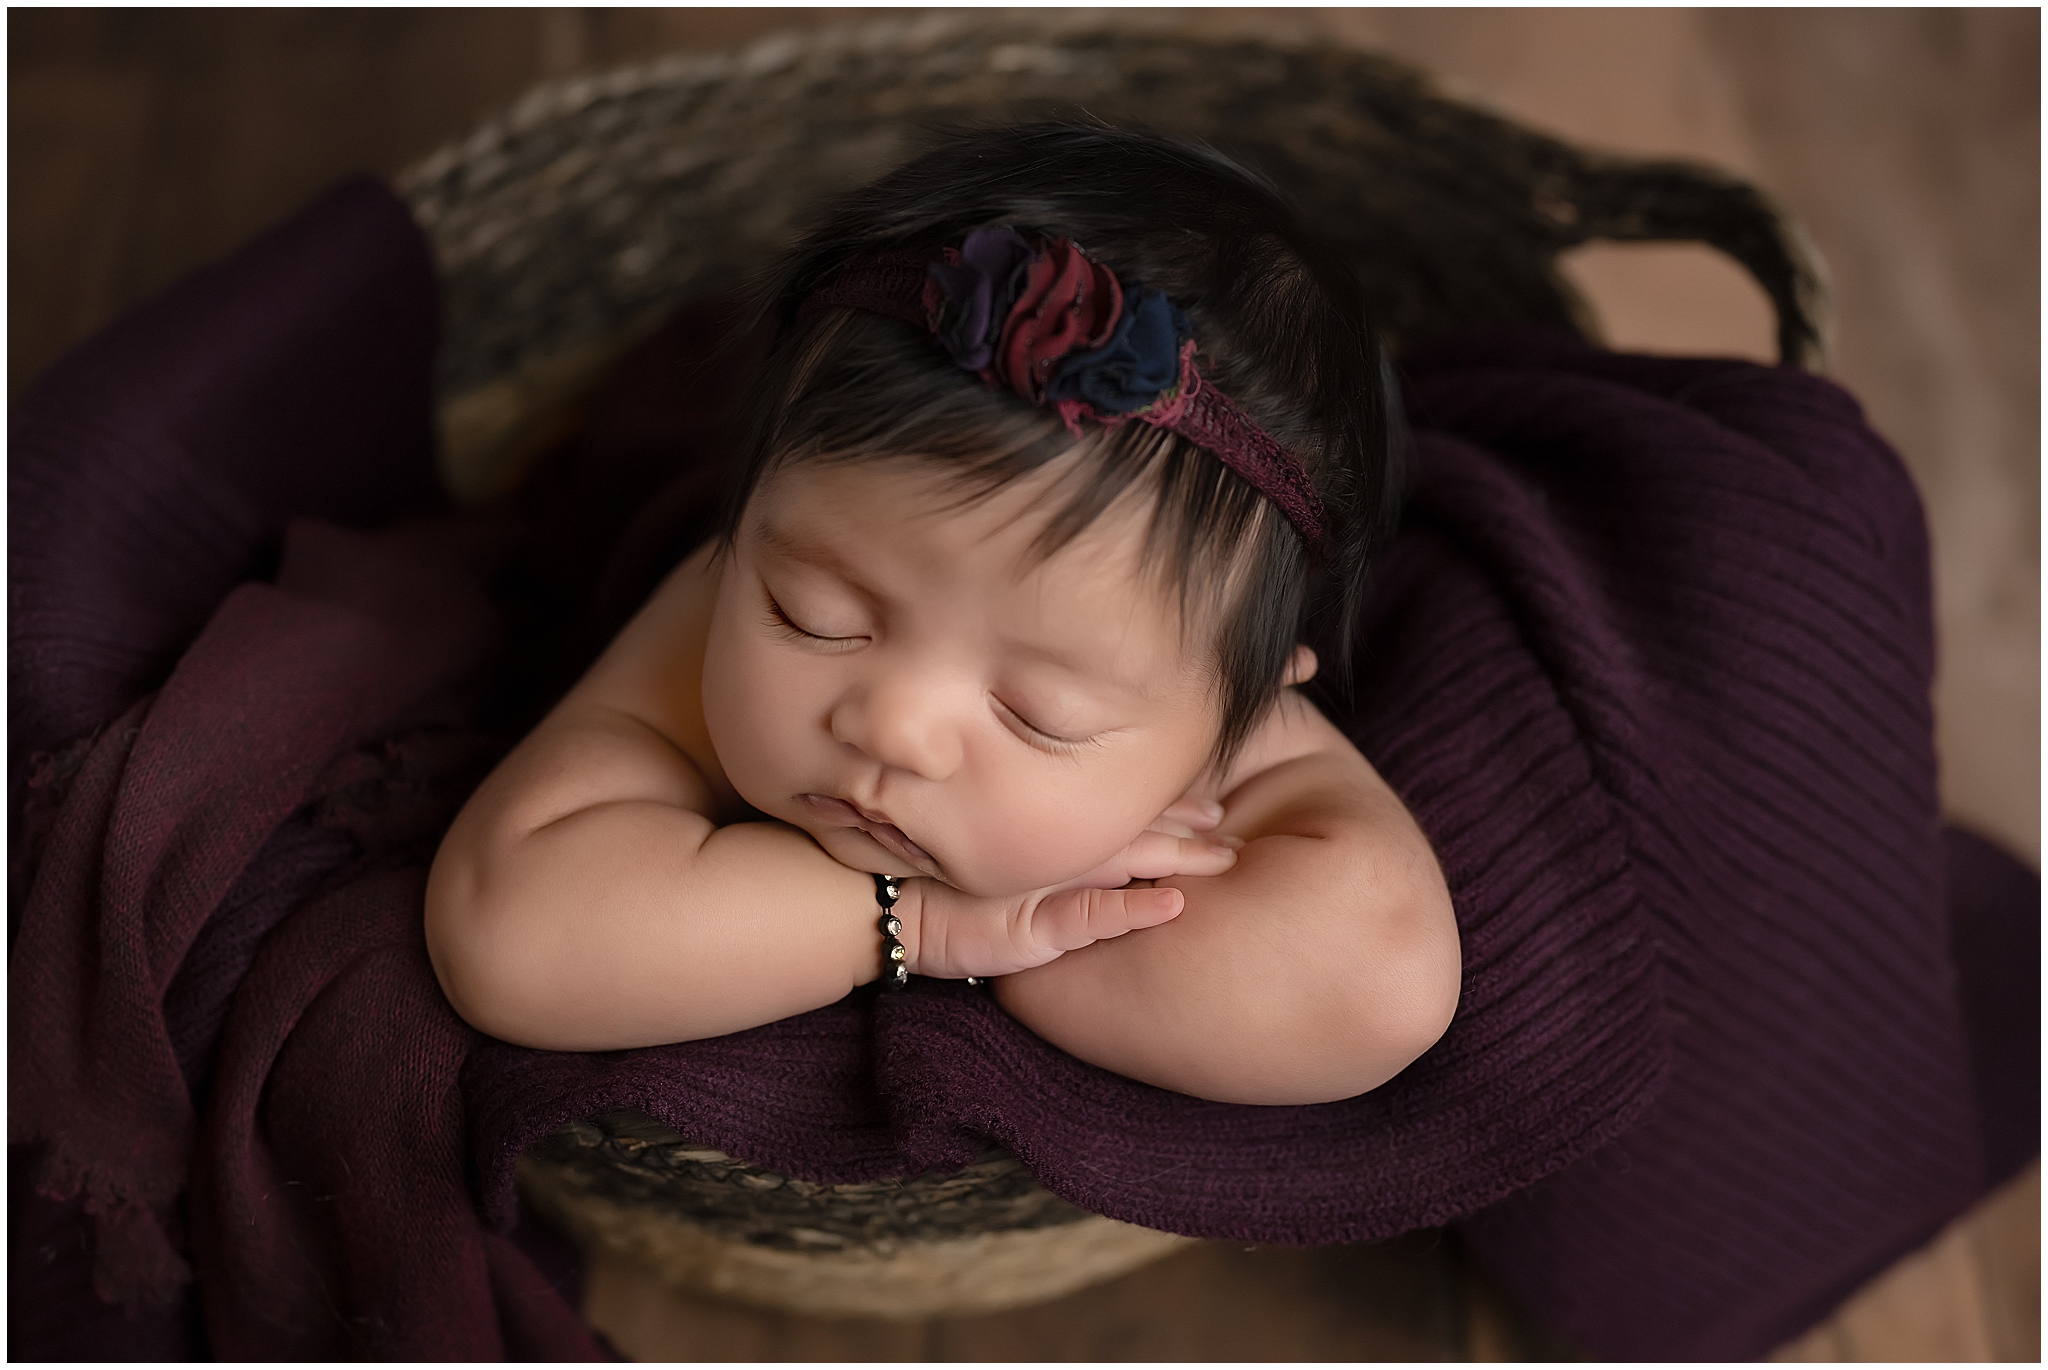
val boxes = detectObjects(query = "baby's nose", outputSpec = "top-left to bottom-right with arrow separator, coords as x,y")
828,672 -> 965,782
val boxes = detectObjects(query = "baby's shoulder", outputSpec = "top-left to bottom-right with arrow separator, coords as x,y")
553,541 -> 732,811
574,543 -> 718,700
1210,688 -> 1366,803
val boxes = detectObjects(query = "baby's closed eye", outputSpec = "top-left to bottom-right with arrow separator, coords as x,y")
990,692 -> 1106,753
763,589 -> 866,646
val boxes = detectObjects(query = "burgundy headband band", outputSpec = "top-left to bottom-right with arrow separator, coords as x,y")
794,229 -> 1330,555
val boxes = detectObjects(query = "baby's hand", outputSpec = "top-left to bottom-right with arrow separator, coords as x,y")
903,795 -> 1237,980
1054,795 -> 1239,893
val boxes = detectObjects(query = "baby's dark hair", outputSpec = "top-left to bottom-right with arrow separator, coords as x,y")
718,121 -> 1403,768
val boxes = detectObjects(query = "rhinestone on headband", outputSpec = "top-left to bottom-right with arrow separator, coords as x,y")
798,229 -> 1329,555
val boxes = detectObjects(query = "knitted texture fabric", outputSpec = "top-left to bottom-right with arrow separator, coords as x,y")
1390,334 -> 1997,1356
8,179 -> 2034,1361
8,179 -> 603,1361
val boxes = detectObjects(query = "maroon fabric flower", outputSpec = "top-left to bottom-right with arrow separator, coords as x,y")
992,237 -> 1122,402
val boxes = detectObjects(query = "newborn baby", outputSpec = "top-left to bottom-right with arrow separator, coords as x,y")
426,123 -> 1458,1105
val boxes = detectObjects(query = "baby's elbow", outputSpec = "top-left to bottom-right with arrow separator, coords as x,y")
1371,927 -> 1462,1079
424,847 -> 546,1045
1308,968 -> 1456,1104
1327,883 -> 1462,1096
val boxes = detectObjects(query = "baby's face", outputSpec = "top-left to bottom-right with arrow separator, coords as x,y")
701,456 -> 1222,897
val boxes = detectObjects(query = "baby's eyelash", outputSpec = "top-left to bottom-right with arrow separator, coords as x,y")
763,594 -> 860,647
994,696 -> 1103,756
762,596 -> 814,639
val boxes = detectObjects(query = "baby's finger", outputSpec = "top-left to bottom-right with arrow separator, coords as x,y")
1117,830 -> 1242,881
1034,885 -> 1184,952
1159,796 -> 1226,833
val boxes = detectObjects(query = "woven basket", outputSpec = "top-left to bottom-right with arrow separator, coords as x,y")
515,1110 -> 1189,1318
401,11 -> 1826,501
399,13 -> 1830,1316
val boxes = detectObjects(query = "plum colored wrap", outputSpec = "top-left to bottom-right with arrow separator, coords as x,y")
9,179 -> 2037,1361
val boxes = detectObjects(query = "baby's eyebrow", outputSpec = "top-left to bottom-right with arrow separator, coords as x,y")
752,517 -> 898,618
752,518 -> 859,577
1006,630 -> 1183,702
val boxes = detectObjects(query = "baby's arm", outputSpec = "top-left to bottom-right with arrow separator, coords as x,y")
423,549 -> 1184,1050
914,693 -> 1460,1105
426,552 -> 875,1047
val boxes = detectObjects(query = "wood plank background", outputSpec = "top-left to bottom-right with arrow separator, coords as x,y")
10,8 -> 2036,1361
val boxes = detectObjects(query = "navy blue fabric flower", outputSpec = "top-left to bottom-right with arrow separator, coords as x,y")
925,227 -> 1033,372
1045,289 -> 1192,413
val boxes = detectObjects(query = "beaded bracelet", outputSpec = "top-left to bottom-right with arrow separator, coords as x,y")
874,873 -> 909,989
873,874 -> 984,989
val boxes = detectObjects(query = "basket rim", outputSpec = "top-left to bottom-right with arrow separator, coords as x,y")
393,11 -> 1429,200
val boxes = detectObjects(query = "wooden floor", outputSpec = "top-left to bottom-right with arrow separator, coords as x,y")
11,9 -> 2037,1361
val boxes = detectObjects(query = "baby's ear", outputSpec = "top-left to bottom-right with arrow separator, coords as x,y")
1282,644 -> 1318,688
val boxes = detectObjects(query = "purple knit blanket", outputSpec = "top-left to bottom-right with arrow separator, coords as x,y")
11,179 -> 2033,1361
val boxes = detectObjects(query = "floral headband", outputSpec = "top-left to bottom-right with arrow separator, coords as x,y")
797,227 -> 1329,553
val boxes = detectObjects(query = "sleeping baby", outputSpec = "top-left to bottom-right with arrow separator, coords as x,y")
425,122 -> 1459,1105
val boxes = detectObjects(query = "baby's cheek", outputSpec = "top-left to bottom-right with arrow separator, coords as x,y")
701,638 -> 804,808
964,786 -> 1155,891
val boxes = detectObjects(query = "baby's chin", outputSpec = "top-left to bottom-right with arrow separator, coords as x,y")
803,822 -> 936,881
801,821 -> 1103,900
